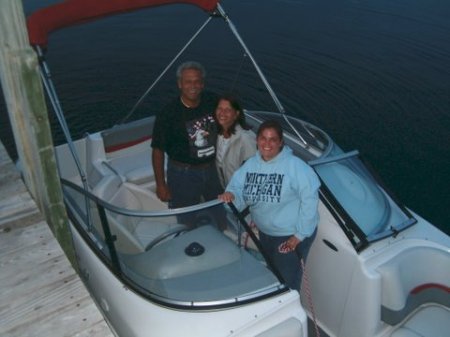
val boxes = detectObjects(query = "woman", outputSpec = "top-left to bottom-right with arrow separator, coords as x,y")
214,94 -> 256,188
218,120 -> 320,291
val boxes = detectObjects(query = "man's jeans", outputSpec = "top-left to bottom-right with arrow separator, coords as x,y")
167,161 -> 224,227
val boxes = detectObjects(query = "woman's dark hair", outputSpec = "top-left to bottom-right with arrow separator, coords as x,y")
256,120 -> 284,141
215,93 -> 251,135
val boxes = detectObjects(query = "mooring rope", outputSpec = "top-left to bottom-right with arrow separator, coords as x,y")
301,258 -> 321,337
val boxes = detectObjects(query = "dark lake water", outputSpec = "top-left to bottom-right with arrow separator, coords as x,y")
1,0 -> 449,234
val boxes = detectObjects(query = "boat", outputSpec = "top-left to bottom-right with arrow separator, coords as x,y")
26,1 -> 450,336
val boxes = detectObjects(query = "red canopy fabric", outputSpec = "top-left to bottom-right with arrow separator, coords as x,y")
27,0 -> 219,47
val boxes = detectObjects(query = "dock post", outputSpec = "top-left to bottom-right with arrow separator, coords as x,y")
0,0 -> 75,265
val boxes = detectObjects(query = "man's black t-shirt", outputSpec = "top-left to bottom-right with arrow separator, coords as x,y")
151,92 -> 218,165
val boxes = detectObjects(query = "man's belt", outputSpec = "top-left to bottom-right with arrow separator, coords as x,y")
169,159 -> 213,169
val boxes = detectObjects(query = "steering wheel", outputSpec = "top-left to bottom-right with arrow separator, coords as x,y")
144,226 -> 189,251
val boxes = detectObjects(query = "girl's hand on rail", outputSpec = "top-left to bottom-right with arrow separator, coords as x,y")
218,192 -> 235,203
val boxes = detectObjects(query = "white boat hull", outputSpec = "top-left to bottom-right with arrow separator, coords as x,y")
56,111 -> 450,337
71,222 -> 308,337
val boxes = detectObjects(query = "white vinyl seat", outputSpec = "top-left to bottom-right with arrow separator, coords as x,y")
390,305 -> 450,337
377,247 -> 450,337
104,141 -> 154,185
91,176 -> 178,254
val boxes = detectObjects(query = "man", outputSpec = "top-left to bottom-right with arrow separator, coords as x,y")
151,61 -> 222,211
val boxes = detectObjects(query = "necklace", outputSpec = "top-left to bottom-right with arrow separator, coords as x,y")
180,96 -> 191,108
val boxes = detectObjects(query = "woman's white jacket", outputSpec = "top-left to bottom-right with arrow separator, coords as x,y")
216,125 -> 257,188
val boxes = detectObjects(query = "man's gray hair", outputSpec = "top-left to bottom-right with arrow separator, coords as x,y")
176,61 -> 206,80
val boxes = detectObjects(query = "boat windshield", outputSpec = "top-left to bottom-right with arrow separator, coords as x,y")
310,151 -> 417,250
61,179 -> 286,308
245,111 -> 332,162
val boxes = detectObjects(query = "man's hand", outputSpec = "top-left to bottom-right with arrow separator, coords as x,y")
156,182 -> 171,202
152,148 -> 170,201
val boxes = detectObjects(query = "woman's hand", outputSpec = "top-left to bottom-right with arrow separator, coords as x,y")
279,236 -> 301,253
286,235 -> 301,251
218,191 -> 235,203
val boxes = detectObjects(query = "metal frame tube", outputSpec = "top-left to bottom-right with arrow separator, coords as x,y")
216,4 -> 308,146
36,46 -> 92,228
119,15 -> 214,124
216,4 -> 285,114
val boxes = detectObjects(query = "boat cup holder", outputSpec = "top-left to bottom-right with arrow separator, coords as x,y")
184,242 -> 205,256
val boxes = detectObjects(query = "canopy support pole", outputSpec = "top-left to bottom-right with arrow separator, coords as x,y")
217,4 -> 309,146
119,15 -> 214,124
216,4 -> 285,114
36,46 -> 92,230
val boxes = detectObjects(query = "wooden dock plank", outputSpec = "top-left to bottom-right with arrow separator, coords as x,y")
0,146 -> 42,229
0,141 -> 113,337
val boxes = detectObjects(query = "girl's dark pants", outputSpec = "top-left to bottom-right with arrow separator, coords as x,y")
259,228 -> 317,291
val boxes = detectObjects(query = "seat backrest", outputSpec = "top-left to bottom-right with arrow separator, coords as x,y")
105,214 -> 146,254
101,117 -> 155,158
378,246 -> 450,324
89,175 -> 144,254
91,176 -> 177,254
100,117 -> 156,185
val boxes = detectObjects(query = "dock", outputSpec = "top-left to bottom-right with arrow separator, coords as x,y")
0,141 -> 113,337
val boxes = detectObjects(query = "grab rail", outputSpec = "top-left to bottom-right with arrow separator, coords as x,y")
61,178 -> 223,218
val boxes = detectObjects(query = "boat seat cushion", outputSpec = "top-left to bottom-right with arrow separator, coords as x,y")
123,167 -> 152,185
104,142 -> 153,184
377,247 -> 450,325
101,117 -> 154,154
100,117 -> 155,185
390,305 -> 450,337
92,177 -> 177,254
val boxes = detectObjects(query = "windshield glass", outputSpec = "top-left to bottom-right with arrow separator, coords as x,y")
245,111 -> 332,162
311,152 -> 416,246
62,180 -> 283,307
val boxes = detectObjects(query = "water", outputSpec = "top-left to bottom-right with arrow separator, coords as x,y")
1,0 -> 449,235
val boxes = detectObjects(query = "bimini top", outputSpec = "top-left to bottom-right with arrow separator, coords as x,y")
27,0 -> 220,47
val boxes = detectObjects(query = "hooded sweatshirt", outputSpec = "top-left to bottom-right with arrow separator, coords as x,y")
226,145 -> 320,240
